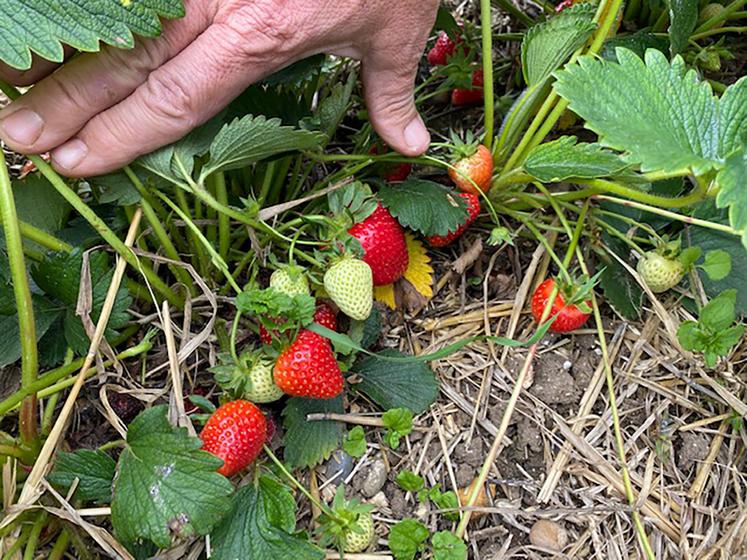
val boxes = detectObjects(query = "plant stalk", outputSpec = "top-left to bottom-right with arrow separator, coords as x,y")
0,152 -> 38,445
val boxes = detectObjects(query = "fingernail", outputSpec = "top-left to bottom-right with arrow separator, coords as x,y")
53,139 -> 88,170
404,116 -> 430,153
0,108 -> 44,145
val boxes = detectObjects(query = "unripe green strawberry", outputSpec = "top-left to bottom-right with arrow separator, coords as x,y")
324,257 -> 373,321
343,511 -> 375,553
269,267 -> 310,297
699,3 -> 725,26
243,356 -> 284,403
637,252 -> 685,293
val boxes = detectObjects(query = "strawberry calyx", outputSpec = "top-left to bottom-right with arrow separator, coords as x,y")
448,130 -> 481,161
316,486 -> 376,550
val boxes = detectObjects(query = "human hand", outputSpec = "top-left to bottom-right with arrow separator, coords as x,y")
0,0 -> 438,177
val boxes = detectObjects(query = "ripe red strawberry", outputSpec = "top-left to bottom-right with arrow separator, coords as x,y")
428,31 -> 458,66
451,69 -> 484,106
348,204 -> 409,286
314,301 -> 338,331
259,324 -> 273,345
426,193 -> 480,247
273,330 -> 344,398
448,141 -> 493,194
200,400 -> 267,477
531,279 -> 592,333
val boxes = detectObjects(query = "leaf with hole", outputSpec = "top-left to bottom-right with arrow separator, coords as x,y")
111,406 -> 234,550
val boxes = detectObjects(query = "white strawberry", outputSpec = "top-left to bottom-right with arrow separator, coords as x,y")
324,257 -> 373,321
270,266 -> 310,297
343,511 -> 375,553
243,356 -> 284,403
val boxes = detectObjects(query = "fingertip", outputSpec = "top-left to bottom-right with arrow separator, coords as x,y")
402,114 -> 431,155
50,139 -> 89,177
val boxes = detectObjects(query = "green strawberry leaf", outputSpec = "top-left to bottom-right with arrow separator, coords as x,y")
554,49 -> 746,175
395,471 -> 426,493
282,396 -> 344,469
700,289 -> 738,331
524,136 -> 631,182
382,408 -> 413,450
0,0 -> 184,70
432,531 -> 468,560
427,487 -> 460,521
668,0 -> 698,54
12,175 -> 71,240
317,71 -> 356,139
0,295 -> 64,367
377,178 -> 468,237
47,449 -> 116,504
200,115 -> 325,181
699,249 -> 732,281
689,204 -> 747,315
714,148 -> 747,247
111,406 -> 234,550
521,3 -> 597,87
353,351 -> 439,414
342,426 -> 367,459
31,250 -> 131,355
389,519 -> 430,560
210,476 -> 324,560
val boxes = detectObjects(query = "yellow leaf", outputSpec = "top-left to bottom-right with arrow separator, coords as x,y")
404,234 -> 433,299
374,284 -> 396,309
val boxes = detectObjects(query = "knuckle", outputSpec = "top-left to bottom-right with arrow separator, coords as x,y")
222,2 -> 298,57
141,71 -> 197,128
46,73 -> 96,112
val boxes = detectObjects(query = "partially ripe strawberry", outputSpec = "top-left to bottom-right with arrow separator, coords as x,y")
637,252 -> 685,293
448,143 -> 493,194
427,31 -> 458,66
324,257 -> 373,321
273,330 -> 344,398
314,301 -> 338,331
426,193 -> 481,247
451,69 -> 484,106
531,279 -> 592,333
201,400 -> 267,477
269,267 -> 310,297
348,205 -> 409,286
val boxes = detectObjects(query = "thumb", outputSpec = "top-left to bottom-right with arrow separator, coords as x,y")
361,53 -> 430,157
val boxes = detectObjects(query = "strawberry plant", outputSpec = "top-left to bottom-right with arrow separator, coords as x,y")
0,0 -> 744,558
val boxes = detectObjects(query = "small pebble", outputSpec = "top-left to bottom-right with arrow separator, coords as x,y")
529,520 -> 568,552
369,491 -> 390,511
324,450 -> 354,482
563,360 -> 572,370
361,459 -> 387,497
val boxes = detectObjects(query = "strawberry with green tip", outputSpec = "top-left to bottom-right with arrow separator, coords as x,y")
200,400 -> 267,477
637,251 -> 685,293
273,329 -> 344,398
348,204 -> 409,286
269,266 -> 310,297
426,192 -> 480,247
324,257 -> 373,321
531,278 -> 592,333
448,133 -> 493,194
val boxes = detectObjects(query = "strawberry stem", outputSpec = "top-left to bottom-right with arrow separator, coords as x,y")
263,445 -> 341,522
480,0 -> 495,150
